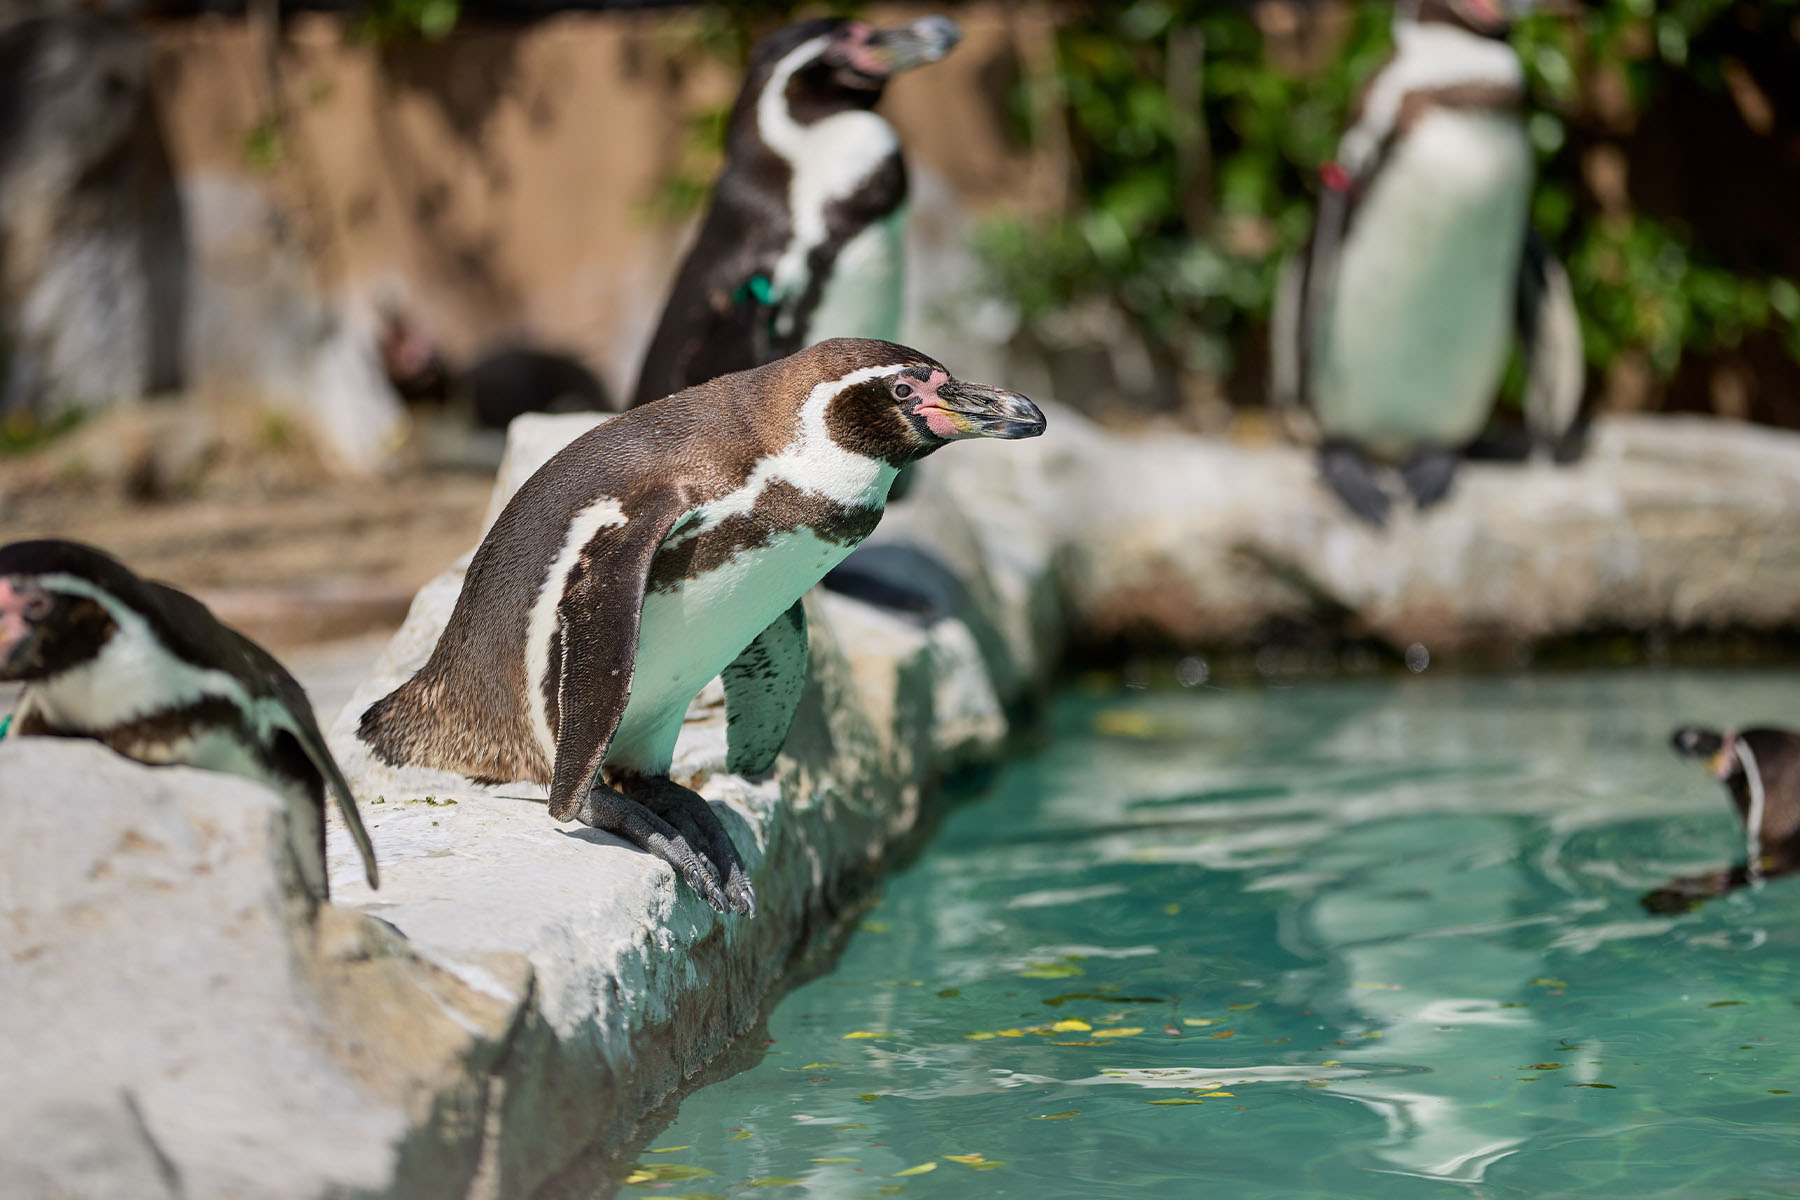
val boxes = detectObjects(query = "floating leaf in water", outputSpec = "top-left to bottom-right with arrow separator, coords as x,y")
937,988 -> 961,999
812,1157 -> 859,1163
834,1123 -> 869,1130
997,1029 -> 1026,1037
1771,1090 -> 1791,1095
1163,903 -> 1181,915
801,1063 -> 844,1070
622,1163 -> 715,1185
1020,962 -> 1085,979
872,1187 -> 907,1196
1035,1111 -> 1080,1120
1361,1032 -> 1383,1039
747,1178 -> 803,1187
1210,1029 -> 1236,1039
727,1129 -> 751,1142
1530,978 -> 1568,988
943,1154 -> 986,1164
1228,1003 -> 1258,1011
1147,1098 -> 1206,1105
1052,1040 -> 1103,1046
1095,710 -> 1158,737
1043,992 -> 1163,1007
1196,1091 -> 1234,1097
1051,1019 -> 1092,1032
860,921 -> 891,933
893,1162 -> 937,1176
1573,1083 -> 1616,1089
1526,1063 -> 1564,1071
965,1031 -> 997,1040
844,1031 -> 892,1039
1093,1027 -> 1143,1039
1183,1018 -> 1216,1027
1500,1002 -> 1529,1009
674,1193 -> 726,1200
1707,1000 -> 1747,1008
858,1093 -> 881,1103
1321,1060 -> 1341,1067
968,1162 -> 1005,1171
648,1145 -> 692,1153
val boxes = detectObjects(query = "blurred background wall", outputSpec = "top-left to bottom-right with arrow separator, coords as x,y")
7,0 -> 1796,451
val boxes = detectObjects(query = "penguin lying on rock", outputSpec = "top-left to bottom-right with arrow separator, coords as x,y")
1645,725 -> 1800,914
360,338 -> 1043,915
630,15 -> 960,408
1270,0 -> 1584,526
0,539 -> 379,903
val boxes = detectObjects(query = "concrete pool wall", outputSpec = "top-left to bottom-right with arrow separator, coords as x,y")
4,410 -> 1799,1198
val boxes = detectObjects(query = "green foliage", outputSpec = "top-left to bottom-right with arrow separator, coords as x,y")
980,0 -> 1800,398
356,0 -> 461,43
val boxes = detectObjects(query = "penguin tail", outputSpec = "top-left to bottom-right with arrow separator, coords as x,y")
357,683 -> 427,768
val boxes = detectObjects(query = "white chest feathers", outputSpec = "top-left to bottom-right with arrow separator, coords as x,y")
758,35 -> 902,330
1316,107 -> 1532,454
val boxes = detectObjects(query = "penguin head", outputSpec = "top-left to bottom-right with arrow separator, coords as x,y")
745,16 -> 961,114
0,539 -> 128,681
796,338 -> 1044,465
1405,0 -> 1531,36
1671,724 -> 1736,781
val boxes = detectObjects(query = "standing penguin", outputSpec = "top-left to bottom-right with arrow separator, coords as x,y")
360,339 -> 1043,915
0,539 -> 379,903
1645,725 -> 1800,913
629,16 -> 960,408
1269,0 -> 1584,526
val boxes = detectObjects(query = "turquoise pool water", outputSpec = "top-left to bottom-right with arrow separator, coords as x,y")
626,671 -> 1800,1199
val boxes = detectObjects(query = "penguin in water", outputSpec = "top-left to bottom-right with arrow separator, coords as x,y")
0,539 -> 379,903
1269,0 -> 1585,526
629,15 -> 961,407
1645,725 -> 1800,914
359,339 -> 1043,915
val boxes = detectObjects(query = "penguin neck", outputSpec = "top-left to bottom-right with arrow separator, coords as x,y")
1338,17 -> 1523,174
753,36 -> 903,311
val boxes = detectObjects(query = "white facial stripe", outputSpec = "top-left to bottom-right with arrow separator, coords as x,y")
757,35 -> 901,331
1337,20 -> 1522,174
679,363 -> 904,546
525,497 -> 629,761
27,573 -> 303,747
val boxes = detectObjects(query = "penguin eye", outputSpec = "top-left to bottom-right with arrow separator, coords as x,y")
893,382 -> 914,400
20,588 -> 51,621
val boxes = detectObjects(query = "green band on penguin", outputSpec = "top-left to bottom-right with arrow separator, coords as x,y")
0,713 -> 11,740
734,275 -> 775,307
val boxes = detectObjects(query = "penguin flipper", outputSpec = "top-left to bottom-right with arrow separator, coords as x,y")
1296,184 -> 1353,415
1516,229 -> 1585,460
545,489 -> 692,821
721,599 -> 807,778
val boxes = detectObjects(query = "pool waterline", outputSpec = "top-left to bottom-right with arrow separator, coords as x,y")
622,670 -> 1800,1199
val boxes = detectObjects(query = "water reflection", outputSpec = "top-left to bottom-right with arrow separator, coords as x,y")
632,671 -> 1800,1199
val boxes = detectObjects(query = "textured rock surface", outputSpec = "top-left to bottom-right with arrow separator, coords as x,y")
1037,411 -> 1800,652
6,407 -> 1796,1199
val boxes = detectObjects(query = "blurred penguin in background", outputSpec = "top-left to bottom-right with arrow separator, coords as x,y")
1646,725 -> 1800,913
629,15 -> 961,407
1270,0 -> 1585,527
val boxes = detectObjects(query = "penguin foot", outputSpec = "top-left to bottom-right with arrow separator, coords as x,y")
1400,448 -> 1460,510
1319,443 -> 1391,527
614,772 -> 757,917
573,785 -> 734,913
1640,866 -> 1748,915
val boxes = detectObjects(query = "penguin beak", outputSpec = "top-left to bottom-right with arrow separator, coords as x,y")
1671,725 -> 1736,780
922,381 -> 1046,441
0,577 -> 49,676
854,16 -> 961,76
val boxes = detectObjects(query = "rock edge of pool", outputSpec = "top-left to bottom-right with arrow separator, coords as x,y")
5,408 -> 1800,1199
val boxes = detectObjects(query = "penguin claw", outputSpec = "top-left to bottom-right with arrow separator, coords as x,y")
1400,448 -> 1460,509
724,870 -> 757,918
1319,443 -> 1391,527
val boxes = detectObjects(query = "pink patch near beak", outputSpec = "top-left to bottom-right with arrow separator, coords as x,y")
0,579 -> 30,664
908,369 -> 965,439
